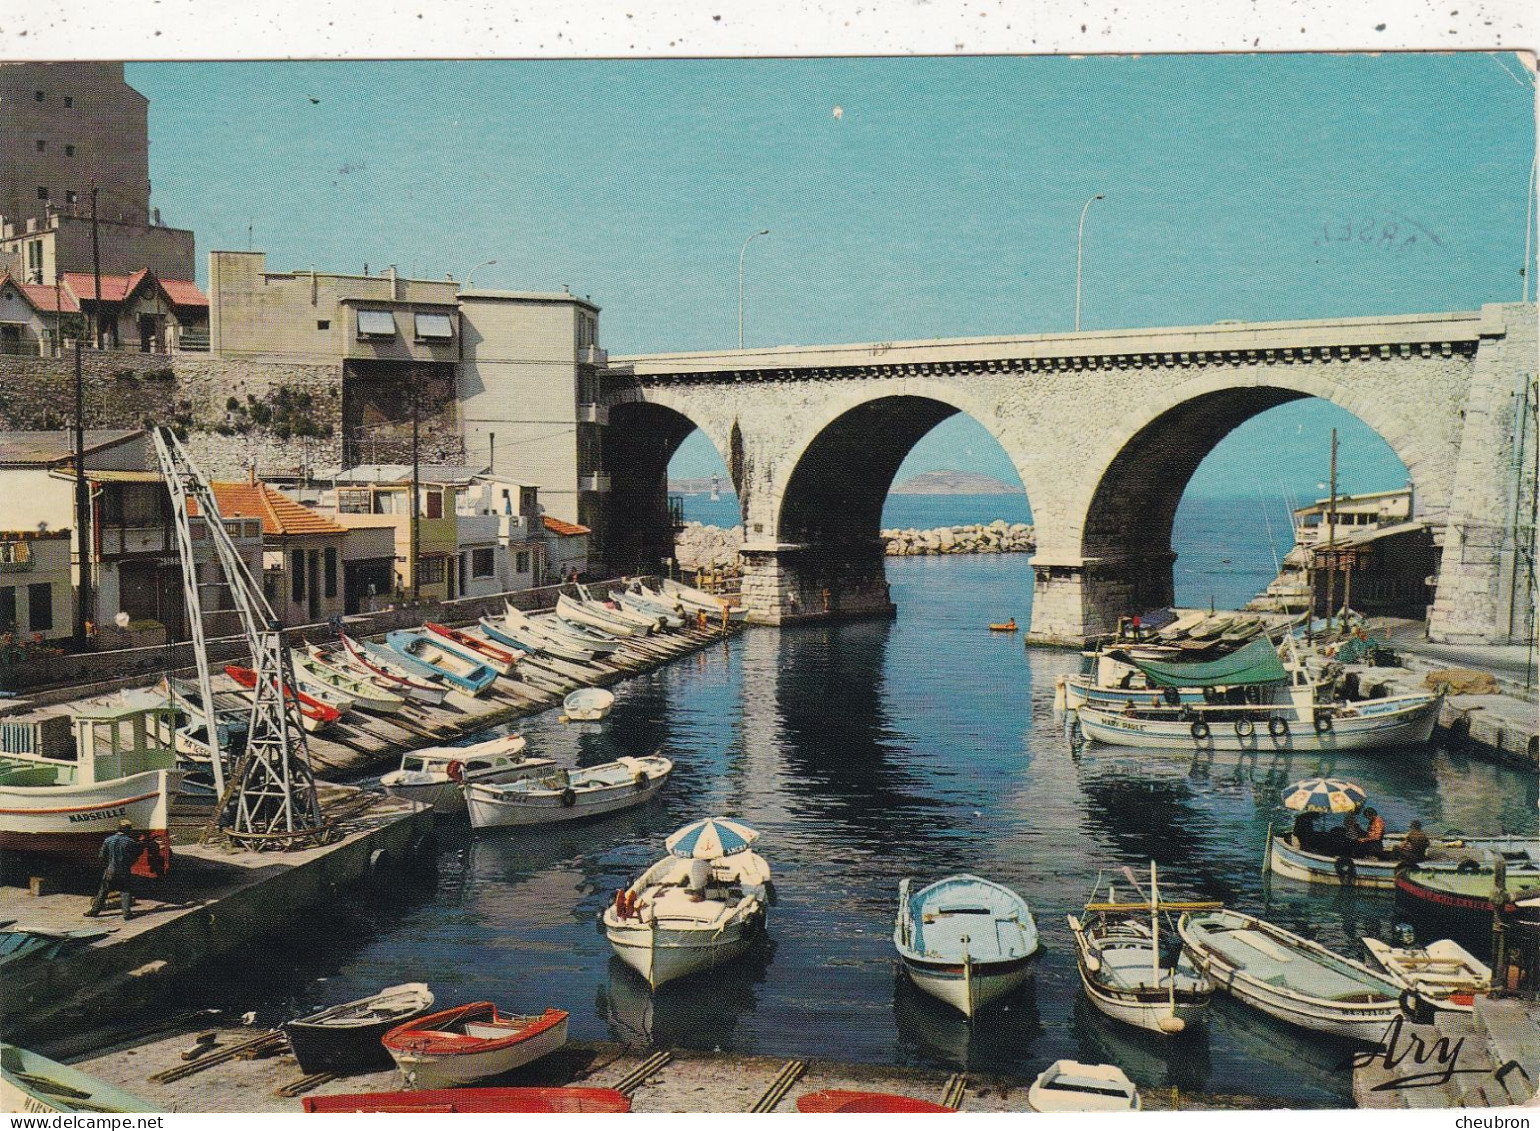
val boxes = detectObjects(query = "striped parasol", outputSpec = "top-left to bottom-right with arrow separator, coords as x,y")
665,816 -> 760,860
1280,777 -> 1368,814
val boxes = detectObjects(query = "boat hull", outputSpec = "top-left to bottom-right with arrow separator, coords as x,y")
1077,695 -> 1440,752
1269,832 -> 1540,890
385,1014 -> 569,1089
0,769 -> 179,874
303,1087 -> 631,1113
556,593 -> 639,638
1,1043 -> 158,1113
900,952 -> 1037,1018
287,1016 -> 416,1076
465,769 -> 669,830
605,911 -> 764,989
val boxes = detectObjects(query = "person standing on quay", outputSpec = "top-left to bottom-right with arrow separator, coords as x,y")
85,819 -> 142,921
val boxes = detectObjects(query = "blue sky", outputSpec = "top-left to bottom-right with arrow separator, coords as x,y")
129,55 -> 1534,497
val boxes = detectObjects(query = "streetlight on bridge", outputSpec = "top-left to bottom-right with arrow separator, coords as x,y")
738,229 -> 770,349
1075,194 -> 1105,333
463,259 -> 497,289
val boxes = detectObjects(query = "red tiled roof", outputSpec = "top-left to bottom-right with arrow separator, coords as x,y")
0,272 -> 80,313
203,482 -> 347,537
60,270 -> 207,308
159,278 -> 208,307
542,515 -> 590,536
63,271 -> 132,302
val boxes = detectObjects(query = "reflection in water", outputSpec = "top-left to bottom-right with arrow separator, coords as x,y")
1071,995 -> 1212,1095
599,949 -> 771,1050
892,967 -> 1043,1072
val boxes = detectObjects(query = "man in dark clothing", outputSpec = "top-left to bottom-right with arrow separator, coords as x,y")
1395,819 -> 1431,864
86,819 -> 142,920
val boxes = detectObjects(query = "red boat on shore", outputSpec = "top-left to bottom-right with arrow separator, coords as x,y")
796,1090 -> 955,1113
224,665 -> 341,733
422,622 -> 522,676
382,1003 -> 569,1089
303,1087 -> 630,1113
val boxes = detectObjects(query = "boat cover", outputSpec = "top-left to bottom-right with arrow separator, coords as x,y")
1106,637 -> 1286,688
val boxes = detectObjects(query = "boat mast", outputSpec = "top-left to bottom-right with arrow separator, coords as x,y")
1150,860 -> 1161,990
1323,428 -> 1338,636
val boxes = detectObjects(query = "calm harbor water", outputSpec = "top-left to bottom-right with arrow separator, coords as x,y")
171,537 -> 1533,1105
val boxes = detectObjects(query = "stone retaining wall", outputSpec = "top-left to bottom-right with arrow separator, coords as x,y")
674,520 -> 1035,569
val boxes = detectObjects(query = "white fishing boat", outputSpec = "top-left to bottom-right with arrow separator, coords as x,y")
292,648 -> 406,714
894,874 -> 1041,1018
422,622 -> 522,677
379,735 -> 550,815
563,687 -> 615,721
617,590 -> 685,630
463,755 -> 672,830
1,1043 -> 158,1113
385,631 -> 498,696
556,592 -> 640,639
1068,863 -> 1218,1035
602,817 -> 771,989
1177,908 -> 1403,1042
1268,825 -> 1540,889
660,577 -> 747,621
0,704 -> 181,871
1361,937 -> 1492,1015
1026,1060 -> 1141,1113
336,633 -> 450,706
578,584 -> 660,633
505,603 -> 621,654
1061,637 -> 1288,711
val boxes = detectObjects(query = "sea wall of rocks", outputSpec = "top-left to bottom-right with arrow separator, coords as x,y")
675,520 -> 1035,569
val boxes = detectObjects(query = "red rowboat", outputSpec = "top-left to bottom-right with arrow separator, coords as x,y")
382,1003 -> 569,1089
223,665 -> 341,732
796,1090 -> 955,1113
423,622 -> 522,674
303,1087 -> 630,1113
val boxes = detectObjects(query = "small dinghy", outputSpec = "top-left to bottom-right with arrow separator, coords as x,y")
385,631 -> 498,696
303,1086 -> 631,1113
556,592 -> 641,638
422,622 -> 522,677
382,1003 -> 569,1089
379,735 -> 549,816
988,618 -> 1017,632
337,633 -> 450,706
796,1090 -> 955,1113
464,755 -> 672,830
224,664 -> 341,732
1362,936 -> 1492,1015
1178,908 -> 1403,1042
292,649 -> 406,715
1069,863 -> 1218,1035
1027,1060 -> 1140,1113
563,687 -> 615,721
285,982 -> 435,1075
895,874 -> 1040,1018
1,1043 -> 157,1113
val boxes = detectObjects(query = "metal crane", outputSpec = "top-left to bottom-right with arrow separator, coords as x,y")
152,427 -> 325,847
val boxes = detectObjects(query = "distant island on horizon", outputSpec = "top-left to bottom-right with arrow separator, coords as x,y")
668,469 -> 1026,496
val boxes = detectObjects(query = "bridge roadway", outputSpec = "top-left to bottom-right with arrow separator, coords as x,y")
606,303 -> 1534,647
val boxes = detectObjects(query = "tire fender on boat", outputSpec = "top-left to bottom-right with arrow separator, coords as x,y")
1268,717 -> 1289,739
633,770 -> 648,790
1314,713 -> 1334,734
1334,855 -> 1357,883
366,847 -> 393,888
1234,718 -> 1256,738
561,787 -> 578,807
1399,988 -> 1435,1025
1190,719 -> 1211,742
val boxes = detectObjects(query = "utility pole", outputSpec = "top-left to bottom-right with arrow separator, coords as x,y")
410,372 -> 421,602
89,183 -> 103,349
72,340 -> 91,650
1323,428 -> 1338,633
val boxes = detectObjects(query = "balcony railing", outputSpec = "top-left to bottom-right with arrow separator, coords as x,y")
580,345 -> 608,366
0,543 -> 33,572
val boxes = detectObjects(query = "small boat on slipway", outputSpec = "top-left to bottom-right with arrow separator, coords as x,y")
379,735 -> 550,816
385,630 -> 498,696
895,874 -> 1041,1018
796,1090 -> 955,1113
335,633 -> 450,706
1,1043 -> 157,1113
291,648 -> 406,715
556,591 -> 641,639
285,983 -> 435,1075
1026,1060 -> 1141,1113
1361,936 -> 1491,1015
303,1087 -> 631,1113
382,1003 -> 569,1088
463,755 -> 673,830
224,664 -> 341,733
1177,908 -> 1403,1042
422,622 -> 522,677
563,687 -> 614,721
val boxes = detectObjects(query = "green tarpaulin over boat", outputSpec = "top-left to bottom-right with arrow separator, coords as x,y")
1107,638 -> 1287,688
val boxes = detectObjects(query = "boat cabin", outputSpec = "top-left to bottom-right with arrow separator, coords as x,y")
0,702 -> 178,787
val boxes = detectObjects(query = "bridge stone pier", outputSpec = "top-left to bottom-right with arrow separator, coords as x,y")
608,303 -> 1535,647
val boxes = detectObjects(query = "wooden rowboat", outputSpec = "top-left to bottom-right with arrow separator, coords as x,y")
382,1003 -> 569,1089
1027,1060 -> 1141,1112
303,1087 -> 630,1113
1361,937 -> 1491,1015
285,983 -> 435,1075
422,622 -> 522,676
988,618 -> 1017,632
1,1043 -> 157,1113
895,874 -> 1040,1018
796,1090 -> 954,1113
385,631 -> 498,696
563,687 -> 615,721
336,633 -> 450,706
224,664 -> 341,732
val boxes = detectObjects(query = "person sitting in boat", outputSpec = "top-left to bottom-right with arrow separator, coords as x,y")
1394,819 -> 1430,864
1291,811 -> 1322,852
1317,812 -> 1363,856
685,858 -> 711,903
1356,807 -> 1387,858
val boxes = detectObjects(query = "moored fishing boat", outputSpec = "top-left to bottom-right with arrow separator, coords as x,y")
1268,826 -> 1540,890
563,687 -> 615,721
895,874 -> 1041,1018
1361,937 -> 1491,1015
1061,636 -> 1287,711
303,1087 -> 631,1113
0,704 -> 181,871
464,755 -> 672,830
1,1043 -> 158,1113
382,1003 -> 569,1088
385,630 -> 497,696
422,622 -> 522,676
291,648 -> 406,714
796,1090 -> 954,1113
285,983 -> 436,1075
1068,863 -> 1218,1035
1177,908 -> 1403,1042
379,735 -> 549,815
1026,1060 -> 1140,1113
224,664 -> 342,732
1394,864 -> 1540,938
602,817 -> 771,989
336,633 -> 450,706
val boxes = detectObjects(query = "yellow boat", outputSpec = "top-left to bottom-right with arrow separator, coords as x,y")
989,619 -> 1018,632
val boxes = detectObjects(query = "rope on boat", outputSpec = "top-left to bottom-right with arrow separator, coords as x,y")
613,1049 -> 673,1096
748,1059 -> 806,1112
941,1072 -> 969,1110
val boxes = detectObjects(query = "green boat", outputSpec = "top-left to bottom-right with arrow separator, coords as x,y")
1,1043 -> 158,1113
1395,865 -> 1540,938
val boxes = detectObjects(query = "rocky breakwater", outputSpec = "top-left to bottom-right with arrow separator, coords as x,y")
881,520 -> 1035,556
674,520 -> 1035,568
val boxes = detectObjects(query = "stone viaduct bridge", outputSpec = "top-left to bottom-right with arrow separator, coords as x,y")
604,303 -> 1535,647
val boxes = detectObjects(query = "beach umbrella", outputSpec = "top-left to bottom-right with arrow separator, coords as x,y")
666,816 -> 759,859
1280,777 -> 1367,814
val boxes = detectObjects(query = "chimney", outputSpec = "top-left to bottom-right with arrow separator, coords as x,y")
386,265 -> 398,300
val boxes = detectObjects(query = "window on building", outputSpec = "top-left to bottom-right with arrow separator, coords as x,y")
27,583 -> 52,633
317,319 -> 330,330
122,485 -> 161,528
356,309 -> 397,337
418,557 -> 446,585
515,551 -> 530,574
471,548 -> 495,578
34,91 -> 44,102
35,140 -> 46,153
63,96 -> 72,108
413,312 -> 453,340
64,190 -> 77,204
65,144 -> 75,157
337,489 -> 371,514
520,488 -> 536,514
291,548 -> 306,602
0,587 -> 15,629
324,547 -> 337,598
425,489 -> 443,520
36,187 -> 48,201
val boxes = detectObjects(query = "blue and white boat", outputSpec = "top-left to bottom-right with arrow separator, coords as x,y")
384,630 -> 498,696
894,874 -> 1041,1018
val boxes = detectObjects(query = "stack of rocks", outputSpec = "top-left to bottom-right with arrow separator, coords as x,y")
879,521 -> 1035,556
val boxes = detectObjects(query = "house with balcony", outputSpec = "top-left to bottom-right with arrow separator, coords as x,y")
542,515 -> 591,580
458,473 -> 545,594
0,529 -> 72,642
317,464 -> 467,603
